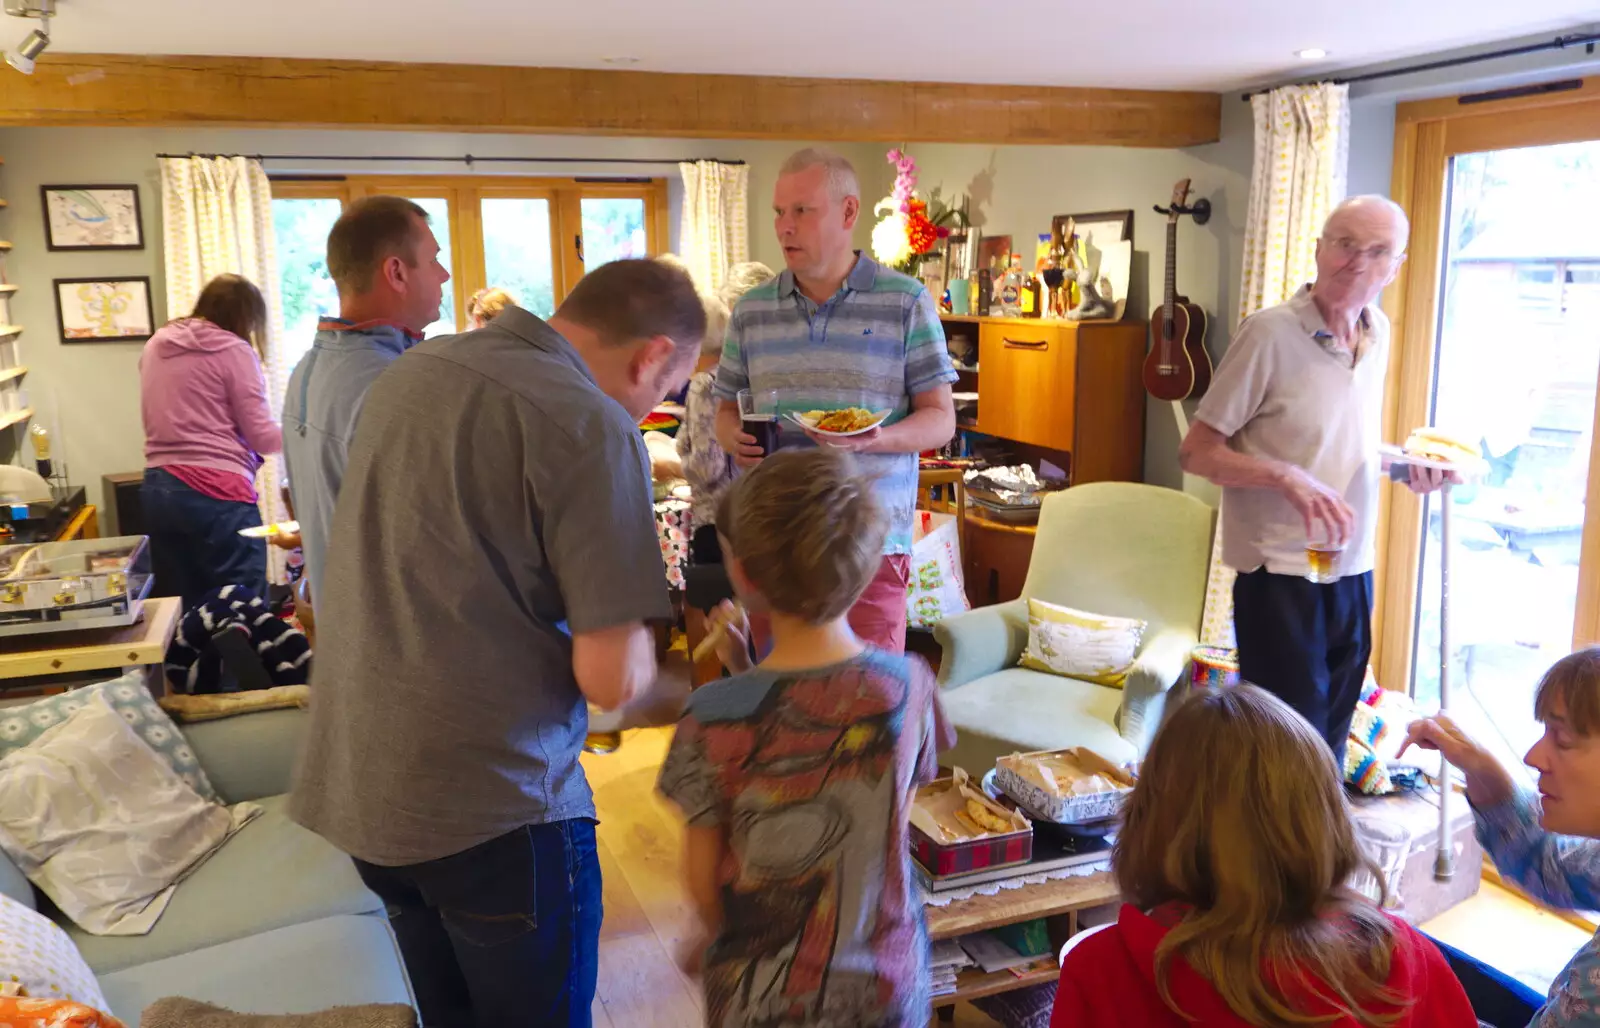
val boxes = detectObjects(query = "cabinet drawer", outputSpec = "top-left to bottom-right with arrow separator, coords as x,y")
976,324 -> 1077,450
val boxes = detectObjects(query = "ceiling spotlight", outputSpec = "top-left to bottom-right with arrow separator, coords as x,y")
1295,47 -> 1328,60
3,0 -> 53,76
6,26 -> 47,74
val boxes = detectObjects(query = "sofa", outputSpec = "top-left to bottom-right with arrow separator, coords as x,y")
0,707 -> 415,1026
933,482 -> 1216,774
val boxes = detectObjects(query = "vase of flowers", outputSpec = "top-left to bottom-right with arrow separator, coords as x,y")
870,148 -> 968,275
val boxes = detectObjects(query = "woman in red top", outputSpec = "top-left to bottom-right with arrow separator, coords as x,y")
1050,685 -> 1476,1028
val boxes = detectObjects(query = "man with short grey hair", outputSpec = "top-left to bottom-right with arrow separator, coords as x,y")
713,147 -> 957,653
1180,195 -> 1451,763
291,258 -> 706,1027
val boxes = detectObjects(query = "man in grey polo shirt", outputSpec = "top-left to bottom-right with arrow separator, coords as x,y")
290,259 -> 705,1028
1181,196 -> 1449,764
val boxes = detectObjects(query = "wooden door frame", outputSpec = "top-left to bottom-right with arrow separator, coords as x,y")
1373,78 -> 1600,689
267,174 -> 671,330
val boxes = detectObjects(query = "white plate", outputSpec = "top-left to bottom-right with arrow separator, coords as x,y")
238,520 -> 299,539
1379,443 -> 1486,476
784,409 -> 892,437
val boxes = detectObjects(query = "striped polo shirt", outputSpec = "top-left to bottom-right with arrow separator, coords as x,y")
713,253 -> 956,555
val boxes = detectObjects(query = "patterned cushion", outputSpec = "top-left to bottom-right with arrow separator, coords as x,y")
0,995 -> 126,1027
1018,598 -> 1147,688
0,891 -> 111,1009
0,671 -> 217,802
0,694 -> 259,936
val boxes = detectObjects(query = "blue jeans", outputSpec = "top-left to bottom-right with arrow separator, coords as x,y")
1428,934 -> 1544,1027
141,468 -> 265,612
355,820 -> 603,1028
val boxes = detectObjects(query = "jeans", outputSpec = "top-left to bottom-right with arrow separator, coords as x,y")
1232,569 -> 1373,767
1428,935 -> 1544,1027
141,467 -> 265,612
355,819 -> 603,1028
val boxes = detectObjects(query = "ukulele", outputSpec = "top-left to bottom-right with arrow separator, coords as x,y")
1142,179 -> 1211,401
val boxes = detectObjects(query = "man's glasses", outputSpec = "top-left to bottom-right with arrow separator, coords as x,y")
1323,237 -> 1403,263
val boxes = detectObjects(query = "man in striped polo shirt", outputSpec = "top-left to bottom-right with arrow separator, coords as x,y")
713,148 -> 957,653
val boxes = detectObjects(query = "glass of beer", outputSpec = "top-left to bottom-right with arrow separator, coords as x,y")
1305,530 -> 1345,584
737,388 -> 782,456
584,703 -> 623,756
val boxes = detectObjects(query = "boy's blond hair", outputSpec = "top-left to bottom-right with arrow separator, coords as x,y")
715,449 -> 886,623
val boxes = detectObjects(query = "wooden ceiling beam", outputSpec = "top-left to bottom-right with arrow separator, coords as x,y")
0,54 -> 1221,148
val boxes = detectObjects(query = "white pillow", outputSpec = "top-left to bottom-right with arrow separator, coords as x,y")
1018,597 -> 1147,688
0,891 -> 110,1008
0,694 -> 260,936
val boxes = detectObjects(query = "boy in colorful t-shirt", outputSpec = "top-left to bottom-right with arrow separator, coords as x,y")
658,448 -> 951,1028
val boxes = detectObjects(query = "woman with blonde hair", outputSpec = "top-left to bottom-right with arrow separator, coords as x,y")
1051,685 -> 1473,1028
466,286 -> 516,329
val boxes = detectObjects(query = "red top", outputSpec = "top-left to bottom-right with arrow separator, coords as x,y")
1051,904 -> 1477,1028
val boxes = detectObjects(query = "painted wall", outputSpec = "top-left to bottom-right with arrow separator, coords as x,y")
0,114 -> 1257,515
0,126 -> 882,510
873,96 -> 1256,496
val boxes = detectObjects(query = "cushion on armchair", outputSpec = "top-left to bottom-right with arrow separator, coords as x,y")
1017,598 -> 1146,688
938,667 -> 1138,776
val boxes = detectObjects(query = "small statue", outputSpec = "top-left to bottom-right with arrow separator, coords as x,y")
1067,266 -> 1114,321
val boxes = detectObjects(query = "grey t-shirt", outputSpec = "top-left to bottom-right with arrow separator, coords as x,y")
289,307 -> 672,867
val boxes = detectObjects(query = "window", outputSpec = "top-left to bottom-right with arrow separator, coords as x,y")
269,176 -> 668,341
270,190 -> 343,370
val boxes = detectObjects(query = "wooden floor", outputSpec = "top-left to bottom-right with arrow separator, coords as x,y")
589,652 -> 1592,1025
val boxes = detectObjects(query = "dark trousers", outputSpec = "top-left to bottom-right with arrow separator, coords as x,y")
1428,935 -> 1545,1026
1232,568 -> 1373,767
355,820 -> 603,1028
141,467 -> 266,612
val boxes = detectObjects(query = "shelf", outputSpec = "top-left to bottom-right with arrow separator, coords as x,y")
0,325 -> 20,340
0,366 -> 26,385
940,313 -> 1133,328
0,242 -> 12,252
0,407 -> 32,431
0,285 -> 17,295
933,958 -> 1060,1008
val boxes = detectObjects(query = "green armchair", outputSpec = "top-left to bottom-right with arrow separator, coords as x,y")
933,482 -> 1216,774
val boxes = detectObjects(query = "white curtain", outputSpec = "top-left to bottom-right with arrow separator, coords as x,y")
1200,83 -> 1351,646
678,160 -> 750,293
159,156 -> 291,587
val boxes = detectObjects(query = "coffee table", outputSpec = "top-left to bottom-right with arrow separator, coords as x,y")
927,867 -> 1119,1013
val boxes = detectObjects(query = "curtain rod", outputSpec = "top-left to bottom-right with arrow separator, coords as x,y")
1239,30 -> 1600,101
154,152 -> 745,166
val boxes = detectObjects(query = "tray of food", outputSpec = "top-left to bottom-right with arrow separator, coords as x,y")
910,768 -> 1033,880
1380,426 -> 1486,476
994,747 -> 1137,825
786,407 -> 892,437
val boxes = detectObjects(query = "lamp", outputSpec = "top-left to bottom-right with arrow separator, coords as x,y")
3,0 -> 53,76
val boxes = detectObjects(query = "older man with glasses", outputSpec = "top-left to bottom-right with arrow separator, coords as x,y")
1179,195 -> 1451,764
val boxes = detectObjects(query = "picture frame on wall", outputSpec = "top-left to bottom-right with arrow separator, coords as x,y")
42,185 -> 144,251
54,277 -> 156,343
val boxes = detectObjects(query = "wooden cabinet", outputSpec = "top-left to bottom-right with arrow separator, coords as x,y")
945,315 -> 1146,484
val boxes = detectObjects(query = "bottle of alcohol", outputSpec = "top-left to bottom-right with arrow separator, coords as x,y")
999,254 -> 1025,317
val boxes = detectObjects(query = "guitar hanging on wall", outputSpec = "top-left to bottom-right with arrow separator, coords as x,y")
1142,179 -> 1212,401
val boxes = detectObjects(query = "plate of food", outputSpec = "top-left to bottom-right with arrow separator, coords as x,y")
1381,426 -> 1487,475
785,407 -> 892,437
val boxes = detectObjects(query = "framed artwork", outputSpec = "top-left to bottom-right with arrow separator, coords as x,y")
1051,210 -> 1133,255
42,185 -> 144,251
54,277 -> 155,343
1053,210 -> 1136,319
974,234 -> 1013,273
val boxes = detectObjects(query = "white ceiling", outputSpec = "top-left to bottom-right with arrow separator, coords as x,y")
34,0 -> 1600,92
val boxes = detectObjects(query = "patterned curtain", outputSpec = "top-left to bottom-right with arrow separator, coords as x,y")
1199,83 -> 1351,646
159,156 -> 291,587
678,160 -> 749,293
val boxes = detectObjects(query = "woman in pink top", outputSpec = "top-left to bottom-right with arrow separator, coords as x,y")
140,274 -> 281,610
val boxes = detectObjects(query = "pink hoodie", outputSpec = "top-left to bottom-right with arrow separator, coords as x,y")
141,318 -> 282,487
